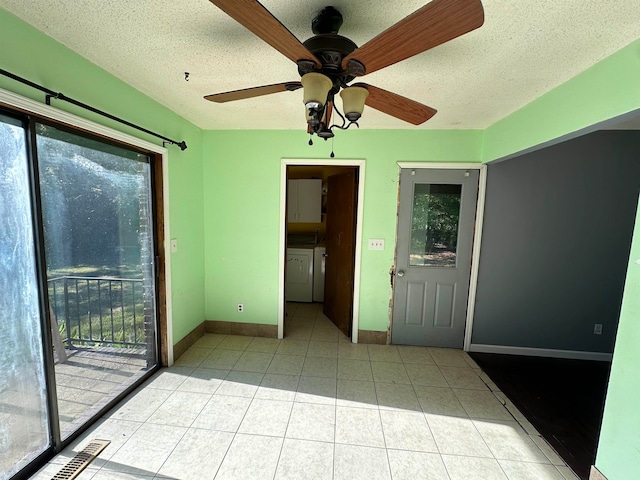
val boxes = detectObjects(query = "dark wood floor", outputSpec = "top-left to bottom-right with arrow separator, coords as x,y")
470,353 -> 611,480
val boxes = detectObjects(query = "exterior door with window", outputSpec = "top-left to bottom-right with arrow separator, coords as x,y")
392,168 -> 479,347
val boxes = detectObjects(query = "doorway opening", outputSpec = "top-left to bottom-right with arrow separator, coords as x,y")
277,159 -> 365,342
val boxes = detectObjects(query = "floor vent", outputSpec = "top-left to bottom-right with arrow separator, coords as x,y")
51,439 -> 111,480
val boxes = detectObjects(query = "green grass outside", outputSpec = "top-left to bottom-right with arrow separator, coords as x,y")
48,265 -> 152,349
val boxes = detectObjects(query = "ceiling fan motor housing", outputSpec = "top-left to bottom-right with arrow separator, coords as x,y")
300,34 -> 359,91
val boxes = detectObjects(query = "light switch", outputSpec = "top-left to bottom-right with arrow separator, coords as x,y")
170,239 -> 178,253
368,238 -> 385,250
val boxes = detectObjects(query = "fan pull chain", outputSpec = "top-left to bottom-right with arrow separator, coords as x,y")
330,135 -> 335,158
308,135 -> 313,146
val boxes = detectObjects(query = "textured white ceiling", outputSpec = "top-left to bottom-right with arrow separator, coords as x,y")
1,1 -> 639,130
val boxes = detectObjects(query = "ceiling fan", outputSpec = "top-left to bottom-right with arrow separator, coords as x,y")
205,0 -> 484,139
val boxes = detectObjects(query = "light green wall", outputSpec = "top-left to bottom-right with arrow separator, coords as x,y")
203,130 -> 483,330
0,8 -> 206,344
477,38 -> 640,478
595,195 -> 640,479
483,38 -> 640,162
202,38 -> 640,335
4,5 -> 640,475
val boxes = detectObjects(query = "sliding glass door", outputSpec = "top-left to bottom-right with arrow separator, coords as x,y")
0,111 -> 161,479
0,114 -> 50,478
36,123 -> 158,439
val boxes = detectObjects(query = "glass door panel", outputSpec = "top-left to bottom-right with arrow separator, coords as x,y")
0,115 -> 51,479
35,123 -> 158,439
409,183 -> 462,267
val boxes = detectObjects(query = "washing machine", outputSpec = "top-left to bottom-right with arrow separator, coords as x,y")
286,247 -> 314,302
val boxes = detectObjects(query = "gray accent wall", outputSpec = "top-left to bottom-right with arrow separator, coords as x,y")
472,131 -> 640,353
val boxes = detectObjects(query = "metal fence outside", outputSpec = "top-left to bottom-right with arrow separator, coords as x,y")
48,275 -> 147,348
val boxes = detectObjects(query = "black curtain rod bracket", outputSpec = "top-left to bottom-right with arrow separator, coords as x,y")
1,68 -> 187,151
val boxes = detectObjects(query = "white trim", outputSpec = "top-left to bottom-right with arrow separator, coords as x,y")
0,86 -> 174,364
0,87 -> 165,153
397,162 -> 483,170
465,164 -> 488,351
163,153 -> 174,366
468,343 -> 613,362
277,164 -> 288,340
393,162 -> 486,351
278,158 -> 366,343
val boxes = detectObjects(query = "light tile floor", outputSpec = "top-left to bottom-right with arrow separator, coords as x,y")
54,347 -> 149,436
31,303 -> 580,480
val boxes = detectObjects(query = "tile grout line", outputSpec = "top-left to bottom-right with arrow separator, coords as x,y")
150,354 -> 229,478
376,382 -> 395,480
49,325 -> 575,480
404,360 -> 445,460
477,370 -> 560,467
211,336 -> 260,480
270,394 -> 294,480
401,353 -> 502,469
151,418 -> 192,478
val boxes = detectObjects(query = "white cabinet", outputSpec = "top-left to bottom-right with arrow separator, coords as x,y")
288,179 -> 322,223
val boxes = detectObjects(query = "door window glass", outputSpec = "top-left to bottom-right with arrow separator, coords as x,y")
409,183 -> 462,267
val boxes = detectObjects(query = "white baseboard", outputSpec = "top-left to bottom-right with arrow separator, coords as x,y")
468,343 -> 612,362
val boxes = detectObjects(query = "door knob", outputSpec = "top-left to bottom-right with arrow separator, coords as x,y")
397,270 -> 405,277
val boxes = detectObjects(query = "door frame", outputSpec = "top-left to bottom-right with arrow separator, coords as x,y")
0,86 -> 174,364
278,158 -> 366,342
395,162 -> 487,351
0,86 -> 174,477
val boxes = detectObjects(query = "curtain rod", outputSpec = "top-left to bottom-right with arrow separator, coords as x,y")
0,68 -> 187,151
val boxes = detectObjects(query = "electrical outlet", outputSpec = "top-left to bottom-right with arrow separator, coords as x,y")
368,238 -> 385,250
594,323 -> 602,335
237,304 -> 244,313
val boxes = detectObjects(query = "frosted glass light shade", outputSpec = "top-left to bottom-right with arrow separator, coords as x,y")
340,86 -> 369,121
301,73 -> 332,108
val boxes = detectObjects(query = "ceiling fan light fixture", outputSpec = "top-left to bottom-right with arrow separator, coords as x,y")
301,72 -> 333,110
206,0 -> 480,137
340,86 -> 369,122
305,106 -> 317,126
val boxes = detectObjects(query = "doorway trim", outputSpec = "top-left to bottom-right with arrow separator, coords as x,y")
278,158 -> 366,342
396,162 -> 487,351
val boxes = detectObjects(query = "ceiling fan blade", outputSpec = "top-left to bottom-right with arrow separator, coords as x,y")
342,0 -> 484,75
210,0 -> 321,68
355,83 -> 437,125
205,82 -> 302,103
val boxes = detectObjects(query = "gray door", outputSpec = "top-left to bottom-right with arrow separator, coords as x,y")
392,168 -> 479,347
